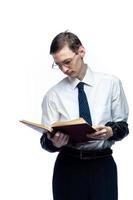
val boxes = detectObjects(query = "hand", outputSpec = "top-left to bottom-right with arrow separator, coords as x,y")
47,131 -> 69,148
87,125 -> 113,140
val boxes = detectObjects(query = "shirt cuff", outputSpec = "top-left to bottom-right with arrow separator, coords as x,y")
40,134 -> 61,152
105,121 -> 129,141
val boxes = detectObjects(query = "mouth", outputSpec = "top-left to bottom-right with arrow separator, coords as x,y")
65,70 -> 74,76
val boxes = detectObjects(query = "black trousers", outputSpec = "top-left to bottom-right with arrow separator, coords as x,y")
53,151 -> 118,200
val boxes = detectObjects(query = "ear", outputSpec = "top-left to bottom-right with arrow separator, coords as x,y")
78,46 -> 85,58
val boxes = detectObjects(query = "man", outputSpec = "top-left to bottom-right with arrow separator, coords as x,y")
40,31 -> 129,200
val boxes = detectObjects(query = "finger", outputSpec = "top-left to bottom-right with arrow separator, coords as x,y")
98,127 -> 112,140
95,129 -> 107,135
47,133 -> 51,139
55,132 -> 66,143
53,134 -> 69,147
89,129 -> 107,137
47,132 -> 54,139
87,132 -> 107,140
53,132 -> 68,144
94,125 -> 106,131
51,132 -> 60,143
58,134 -> 69,145
61,135 -> 69,145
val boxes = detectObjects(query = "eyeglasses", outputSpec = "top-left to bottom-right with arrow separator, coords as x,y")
52,53 -> 77,69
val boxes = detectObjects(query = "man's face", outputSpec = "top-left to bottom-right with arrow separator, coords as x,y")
52,45 -> 85,79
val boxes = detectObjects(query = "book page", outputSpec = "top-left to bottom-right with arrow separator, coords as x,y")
20,120 -> 53,133
51,117 -> 87,127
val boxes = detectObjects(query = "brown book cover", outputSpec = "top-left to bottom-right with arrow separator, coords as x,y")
20,118 -> 96,143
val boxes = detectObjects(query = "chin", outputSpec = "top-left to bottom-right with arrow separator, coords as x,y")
68,72 -> 77,78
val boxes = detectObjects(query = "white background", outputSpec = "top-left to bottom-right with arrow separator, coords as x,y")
0,0 -> 133,199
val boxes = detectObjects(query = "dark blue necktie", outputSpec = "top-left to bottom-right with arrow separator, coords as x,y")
77,82 -> 92,125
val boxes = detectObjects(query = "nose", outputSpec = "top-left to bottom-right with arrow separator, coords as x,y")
61,65 -> 69,73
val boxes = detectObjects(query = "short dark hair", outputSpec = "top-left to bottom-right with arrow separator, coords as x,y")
50,31 -> 82,54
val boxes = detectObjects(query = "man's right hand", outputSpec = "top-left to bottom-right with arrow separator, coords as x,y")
47,132 -> 69,148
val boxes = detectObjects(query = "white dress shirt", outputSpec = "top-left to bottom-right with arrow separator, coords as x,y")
41,66 -> 129,150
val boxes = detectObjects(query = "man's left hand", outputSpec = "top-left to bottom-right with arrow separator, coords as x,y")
88,125 -> 113,140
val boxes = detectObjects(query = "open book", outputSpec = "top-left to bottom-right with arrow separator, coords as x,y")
20,118 -> 96,143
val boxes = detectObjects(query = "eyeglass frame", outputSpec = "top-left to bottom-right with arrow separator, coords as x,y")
52,53 -> 77,69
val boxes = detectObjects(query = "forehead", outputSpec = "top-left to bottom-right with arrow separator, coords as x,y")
52,45 -> 74,61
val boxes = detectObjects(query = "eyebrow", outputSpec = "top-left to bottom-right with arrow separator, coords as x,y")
55,58 -> 72,65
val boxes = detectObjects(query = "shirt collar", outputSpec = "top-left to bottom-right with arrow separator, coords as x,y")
68,65 -> 95,89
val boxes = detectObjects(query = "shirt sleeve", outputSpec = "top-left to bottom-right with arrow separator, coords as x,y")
111,78 -> 129,122
40,91 -> 61,152
41,91 -> 60,125
106,78 -> 129,141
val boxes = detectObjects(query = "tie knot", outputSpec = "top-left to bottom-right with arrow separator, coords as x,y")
77,82 -> 84,90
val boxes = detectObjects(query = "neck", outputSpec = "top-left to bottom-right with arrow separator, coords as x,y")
78,64 -> 87,80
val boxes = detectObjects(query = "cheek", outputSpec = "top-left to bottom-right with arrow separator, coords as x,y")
74,61 -> 82,72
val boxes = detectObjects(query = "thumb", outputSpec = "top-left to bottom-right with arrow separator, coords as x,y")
47,132 -> 52,139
